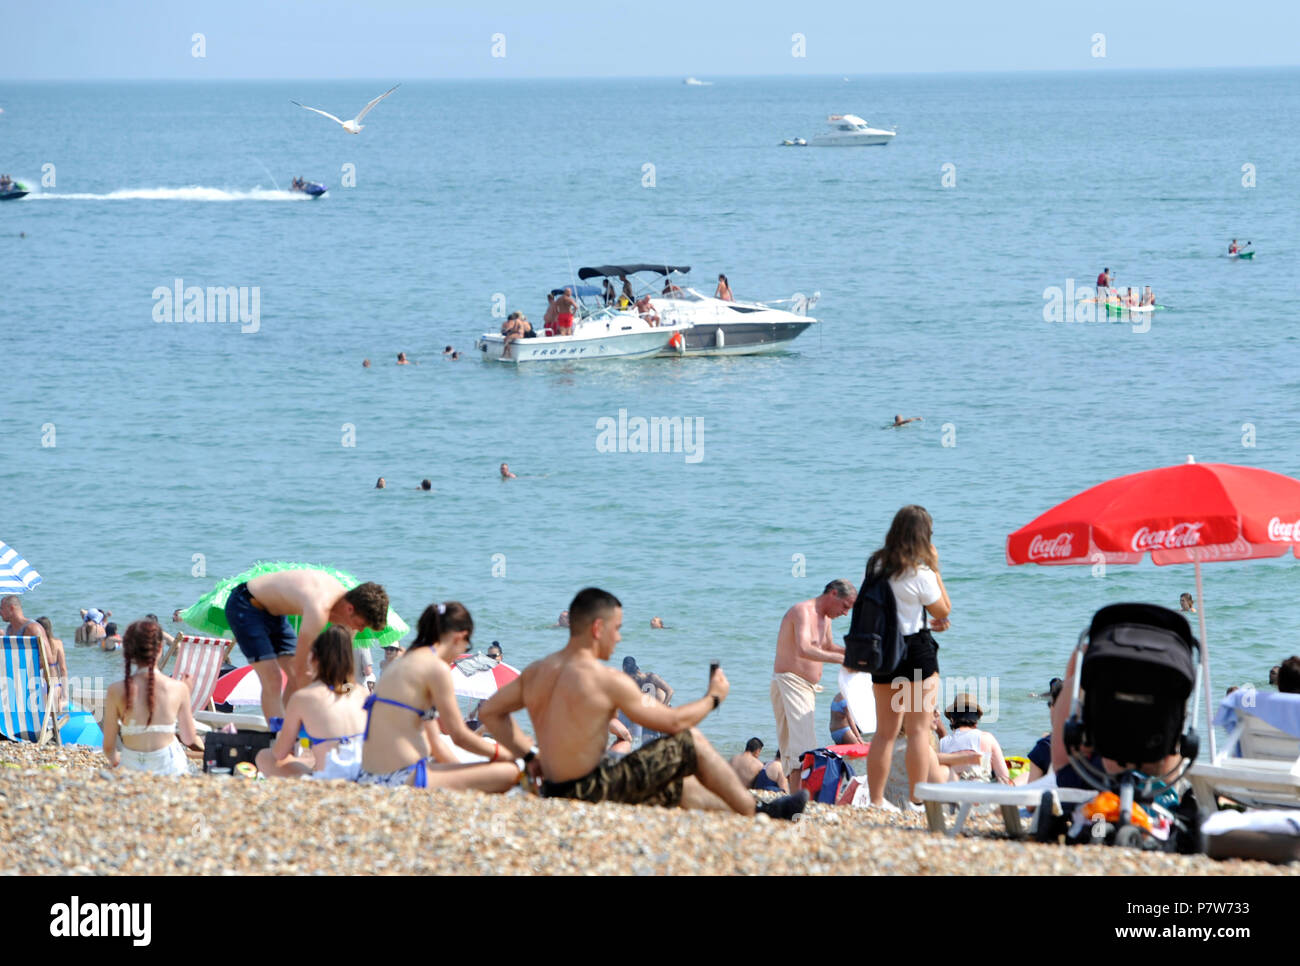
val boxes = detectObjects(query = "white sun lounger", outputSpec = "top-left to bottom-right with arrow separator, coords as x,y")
1188,691 -> 1300,816
915,778 -> 1097,838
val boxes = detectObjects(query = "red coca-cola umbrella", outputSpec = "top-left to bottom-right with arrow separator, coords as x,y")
1007,457 -> 1300,757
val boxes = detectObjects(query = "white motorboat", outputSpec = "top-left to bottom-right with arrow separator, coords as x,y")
576,264 -> 820,357
475,289 -> 684,364
809,113 -> 895,147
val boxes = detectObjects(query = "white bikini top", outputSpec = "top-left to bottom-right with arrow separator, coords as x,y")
120,722 -> 178,736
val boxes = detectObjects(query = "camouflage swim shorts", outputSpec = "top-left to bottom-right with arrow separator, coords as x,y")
541,731 -> 697,807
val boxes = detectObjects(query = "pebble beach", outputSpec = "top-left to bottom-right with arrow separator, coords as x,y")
3,744 -> 1294,876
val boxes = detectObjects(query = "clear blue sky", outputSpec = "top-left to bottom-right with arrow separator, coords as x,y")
3,0 -> 1298,79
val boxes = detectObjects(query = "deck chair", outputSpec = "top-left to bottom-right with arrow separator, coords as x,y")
1,634 -> 69,745
160,634 -> 235,714
914,777 -> 1097,838
1187,691 -> 1300,815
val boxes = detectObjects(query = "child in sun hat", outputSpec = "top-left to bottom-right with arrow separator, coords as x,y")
938,692 -> 1010,783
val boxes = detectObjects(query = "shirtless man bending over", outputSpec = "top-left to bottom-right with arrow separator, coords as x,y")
223,571 -> 388,726
480,587 -> 808,819
772,579 -> 856,791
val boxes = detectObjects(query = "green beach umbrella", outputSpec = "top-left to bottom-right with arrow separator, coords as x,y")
179,561 -> 407,648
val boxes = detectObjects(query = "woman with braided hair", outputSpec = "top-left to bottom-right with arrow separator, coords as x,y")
102,620 -> 201,775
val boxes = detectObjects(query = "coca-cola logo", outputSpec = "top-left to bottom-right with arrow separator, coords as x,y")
1028,533 -> 1074,560
1131,522 -> 1204,552
1268,517 -> 1300,542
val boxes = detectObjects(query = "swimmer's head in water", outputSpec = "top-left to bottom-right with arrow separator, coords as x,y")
375,477 -> 386,489
362,359 -> 371,367
397,352 -> 406,362
420,479 -> 431,491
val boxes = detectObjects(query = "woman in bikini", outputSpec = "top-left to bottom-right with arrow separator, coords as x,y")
357,601 -> 522,790
102,620 -> 202,776
255,626 -> 369,779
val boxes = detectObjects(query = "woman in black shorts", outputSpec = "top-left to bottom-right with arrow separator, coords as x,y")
864,505 -> 953,810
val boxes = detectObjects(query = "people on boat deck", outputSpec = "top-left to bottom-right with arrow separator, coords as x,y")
1096,267 -> 1111,292
620,274 -> 635,306
1141,286 -> 1156,307
356,601 -> 524,791
1229,239 -> 1239,254
500,312 -> 534,358
0,174 -> 12,190
662,278 -> 684,296
602,278 -> 617,306
634,294 -> 659,326
715,273 -> 734,301
553,288 -> 578,336
255,626 -> 370,780
102,620 -> 202,776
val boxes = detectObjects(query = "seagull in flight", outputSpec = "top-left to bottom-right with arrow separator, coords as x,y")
290,84 -> 399,134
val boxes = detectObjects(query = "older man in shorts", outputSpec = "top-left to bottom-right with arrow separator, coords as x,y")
480,587 -> 808,819
771,579 -> 857,791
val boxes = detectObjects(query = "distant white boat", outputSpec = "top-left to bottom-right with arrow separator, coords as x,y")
810,113 -> 895,147
683,77 -> 712,86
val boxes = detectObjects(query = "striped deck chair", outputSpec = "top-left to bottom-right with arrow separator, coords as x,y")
1,634 -> 67,745
159,635 -> 234,714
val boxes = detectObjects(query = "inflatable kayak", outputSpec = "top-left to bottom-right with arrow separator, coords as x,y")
0,180 -> 29,201
291,180 -> 327,198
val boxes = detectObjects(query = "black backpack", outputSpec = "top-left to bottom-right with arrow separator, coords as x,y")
843,567 -> 906,674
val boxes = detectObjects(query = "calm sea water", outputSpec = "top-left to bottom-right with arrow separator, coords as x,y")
3,69 -> 1299,757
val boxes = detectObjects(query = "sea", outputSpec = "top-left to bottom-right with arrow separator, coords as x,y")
3,68 -> 1299,758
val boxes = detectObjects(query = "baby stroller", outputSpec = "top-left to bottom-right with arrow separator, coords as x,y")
1037,603 -> 1202,851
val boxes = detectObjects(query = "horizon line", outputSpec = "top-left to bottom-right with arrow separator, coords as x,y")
3,63 -> 1298,83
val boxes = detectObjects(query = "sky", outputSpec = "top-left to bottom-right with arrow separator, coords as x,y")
2,0 -> 1298,79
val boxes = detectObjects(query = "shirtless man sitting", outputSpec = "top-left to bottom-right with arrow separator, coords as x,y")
772,579 -> 856,791
223,570 -> 389,726
1,595 -> 62,710
729,737 -> 789,793
634,294 -> 659,326
480,587 -> 808,819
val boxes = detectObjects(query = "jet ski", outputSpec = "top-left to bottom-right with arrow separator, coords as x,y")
0,180 -> 29,201
290,180 -> 327,198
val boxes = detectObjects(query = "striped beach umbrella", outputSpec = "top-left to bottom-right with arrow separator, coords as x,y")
0,540 -> 42,594
449,654 -> 520,700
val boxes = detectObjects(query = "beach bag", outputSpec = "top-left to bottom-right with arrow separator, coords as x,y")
799,748 -> 856,804
843,568 -> 905,674
203,729 -> 273,773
